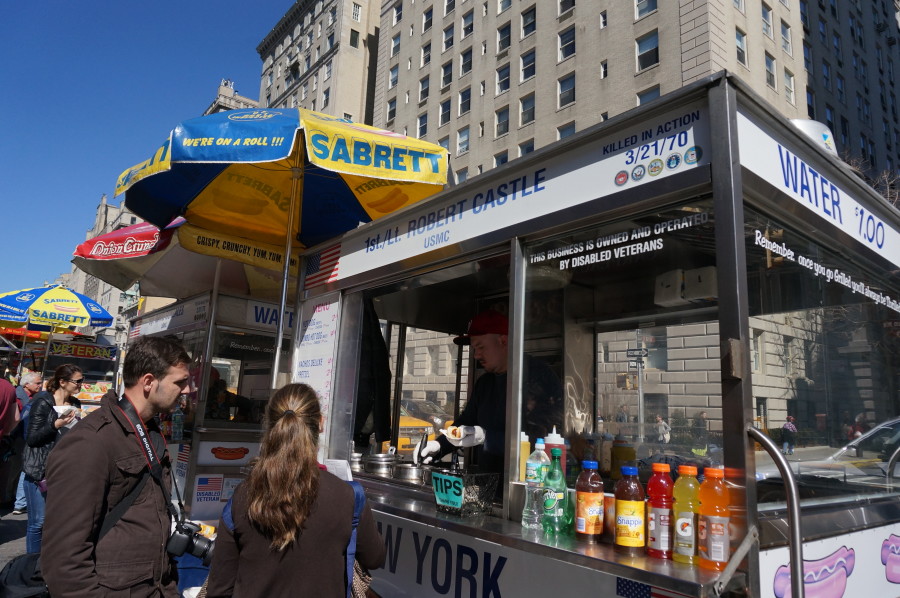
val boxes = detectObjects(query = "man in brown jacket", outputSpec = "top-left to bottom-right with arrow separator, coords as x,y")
42,336 -> 191,597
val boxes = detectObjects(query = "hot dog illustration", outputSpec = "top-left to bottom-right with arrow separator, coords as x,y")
881,534 -> 900,583
365,188 -> 408,213
211,446 -> 250,461
773,546 -> 855,598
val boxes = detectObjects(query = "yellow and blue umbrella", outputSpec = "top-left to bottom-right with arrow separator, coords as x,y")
0,286 -> 113,328
116,107 -> 448,248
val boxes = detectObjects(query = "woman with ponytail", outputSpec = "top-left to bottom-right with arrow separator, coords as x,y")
206,384 -> 385,597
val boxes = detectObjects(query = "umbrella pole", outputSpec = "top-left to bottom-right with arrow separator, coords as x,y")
271,164 -> 303,390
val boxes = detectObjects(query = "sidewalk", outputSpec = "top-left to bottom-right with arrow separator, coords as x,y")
0,507 -> 27,569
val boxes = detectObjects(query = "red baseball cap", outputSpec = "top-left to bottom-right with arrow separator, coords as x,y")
453,310 -> 509,345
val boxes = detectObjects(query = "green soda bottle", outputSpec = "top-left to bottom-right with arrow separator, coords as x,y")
672,465 -> 701,565
541,448 -> 568,535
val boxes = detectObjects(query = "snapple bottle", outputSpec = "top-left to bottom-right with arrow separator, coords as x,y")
614,466 -> 645,556
698,467 -> 731,571
646,462 -> 674,559
575,460 -> 603,543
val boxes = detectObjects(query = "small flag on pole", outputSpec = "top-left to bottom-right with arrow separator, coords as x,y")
616,577 -> 694,598
305,244 -> 341,288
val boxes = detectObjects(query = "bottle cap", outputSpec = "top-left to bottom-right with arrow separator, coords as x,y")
704,467 -> 724,478
545,426 -> 564,444
582,460 -> 598,469
551,448 -> 562,457
677,465 -> 698,476
535,438 -> 545,446
621,465 -> 638,476
651,462 -> 670,472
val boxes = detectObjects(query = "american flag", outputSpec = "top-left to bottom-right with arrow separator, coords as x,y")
177,445 -> 190,463
305,243 -> 341,288
616,577 -> 694,598
196,477 -> 222,493
129,323 -> 141,339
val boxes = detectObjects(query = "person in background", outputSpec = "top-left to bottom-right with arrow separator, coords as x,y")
9,372 -> 42,515
206,384 -> 385,597
782,416 -> 798,455
21,365 -> 80,552
0,376 -> 19,512
691,410 -> 709,457
656,414 -> 671,445
417,309 -> 563,476
42,337 -> 191,597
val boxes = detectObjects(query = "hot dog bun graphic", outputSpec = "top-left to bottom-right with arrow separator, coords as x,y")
365,188 -> 408,214
773,546 -> 855,598
881,534 -> 900,583
211,446 -> 250,460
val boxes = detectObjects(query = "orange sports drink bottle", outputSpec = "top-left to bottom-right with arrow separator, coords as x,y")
698,467 -> 731,571
672,465 -> 700,565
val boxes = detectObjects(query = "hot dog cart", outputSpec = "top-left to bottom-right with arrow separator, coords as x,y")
287,73 -> 900,597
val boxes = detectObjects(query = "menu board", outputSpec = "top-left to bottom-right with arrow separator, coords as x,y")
292,293 -> 341,452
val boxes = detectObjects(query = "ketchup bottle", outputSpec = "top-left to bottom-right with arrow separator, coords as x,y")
575,460 -> 603,543
614,466 -> 645,556
646,462 -> 674,559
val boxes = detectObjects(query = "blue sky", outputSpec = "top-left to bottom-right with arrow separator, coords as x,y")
0,1 -> 292,292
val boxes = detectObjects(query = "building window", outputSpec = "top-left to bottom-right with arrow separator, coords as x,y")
734,0 -> 745,11
522,6 -> 536,37
325,61 -> 333,80
521,94 -> 535,124
799,0 -> 809,27
600,60 -> 608,78
350,29 -> 360,48
392,33 -> 401,56
736,29 -> 748,66
560,0 -> 575,14
456,167 -> 468,182
394,4 -> 403,25
460,48 -> 473,75
637,0 -> 657,18
836,74 -> 845,103
762,3 -> 773,38
422,43 -> 432,66
803,42 -> 812,73
499,0 -> 511,12
784,68 -> 795,103
458,126 -> 470,153
439,136 -> 450,150
637,86 -> 660,105
424,8 -> 433,32
636,30 -> 659,71
496,106 -> 510,136
322,87 -> 330,108
521,50 -> 536,80
440,99 -> 451,125
824,105 -> 835,132
498,22 -> 511,51
559,27 -> 576,61
519,139 -> 535,156
495,151 -> 508,167
462,10 -> 474,38
387,98 -> 397,121
765,52 -> 776,88
600,10 -> 607,28
420,76 -> 430,101
301,83 -> 308,100
497,63 -> 510,93
459,87 -> 471,114
781,21 -> 792,55
389,65 -> 399,88
833,33 -> 842,63
352,2 -> 361,21
418,113 -> 428,138
558,121 -> 576,139
445,0 -> 455,15
822,61 -> 831,89
442,61 -> 453,87
444,25 -> 454,51
806,88 -> 815,118
559,73 -> 576,107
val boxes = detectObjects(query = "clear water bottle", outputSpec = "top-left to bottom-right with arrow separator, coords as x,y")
521,438 -> 550,530
171,405 -> 184,442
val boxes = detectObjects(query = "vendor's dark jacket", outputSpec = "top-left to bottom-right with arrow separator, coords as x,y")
42,395 -> 178,598
205,471 -> 385,598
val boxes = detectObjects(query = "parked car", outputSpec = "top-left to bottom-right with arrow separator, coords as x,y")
401,398 -> 453,430
382,405 -> 436,456
755,417 -> 900,501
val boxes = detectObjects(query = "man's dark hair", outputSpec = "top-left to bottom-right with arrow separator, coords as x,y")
123,336 -> 190,387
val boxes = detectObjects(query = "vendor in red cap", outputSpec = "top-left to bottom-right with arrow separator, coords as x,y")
417,309 -> 562,477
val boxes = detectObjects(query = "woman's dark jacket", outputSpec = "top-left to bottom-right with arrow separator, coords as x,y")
22,391 -> 61,480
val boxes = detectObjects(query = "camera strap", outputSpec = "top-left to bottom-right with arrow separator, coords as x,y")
116,396 -> 181,522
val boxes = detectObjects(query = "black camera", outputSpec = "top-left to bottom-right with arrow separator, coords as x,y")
166,520 -> 214,566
